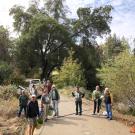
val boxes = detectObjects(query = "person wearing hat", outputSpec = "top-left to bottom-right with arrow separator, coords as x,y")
72,86 -> 85,115
49,85 -> 60,117
18,90 -> 29,117
26,94 -> 39,135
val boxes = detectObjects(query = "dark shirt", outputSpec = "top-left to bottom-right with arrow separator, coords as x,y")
19,95 -> 28,106
26,100 -> 39,118
50,89 -> 60,100
105,95 -> 111,104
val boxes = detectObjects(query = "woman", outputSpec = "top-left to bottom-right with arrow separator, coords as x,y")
104,88 -> 113,120
41,88 -> 50,122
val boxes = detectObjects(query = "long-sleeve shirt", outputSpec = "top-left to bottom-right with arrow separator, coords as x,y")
19,95 -> 28,106
26,100 -> 39,118
72,91 -> 85,101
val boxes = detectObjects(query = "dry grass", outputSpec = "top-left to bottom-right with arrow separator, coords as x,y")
0,85 -> 26,135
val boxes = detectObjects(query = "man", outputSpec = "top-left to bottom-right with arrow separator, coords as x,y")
72,86 -> 85,115
50,85 -> 60,117
92,85 -> 102,115
18,90 -> 28,117
26,94 -> 39,135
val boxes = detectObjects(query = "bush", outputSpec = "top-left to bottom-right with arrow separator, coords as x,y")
0,85 -> 18,100
10,73 -> 26,86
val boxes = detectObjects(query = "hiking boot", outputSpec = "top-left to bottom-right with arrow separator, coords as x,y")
76,112 -> 78,115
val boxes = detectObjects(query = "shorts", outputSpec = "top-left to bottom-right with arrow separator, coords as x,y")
28,117 -> 37,126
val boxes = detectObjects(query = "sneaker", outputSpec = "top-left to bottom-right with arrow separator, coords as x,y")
92,113 -> 96,115
79,113 -> 82,115
109,118 -> 112,120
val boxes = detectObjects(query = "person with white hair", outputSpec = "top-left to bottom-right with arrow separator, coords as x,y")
26,94 -> 39,135
104,87 -> 113,120
49,85 -> 60,117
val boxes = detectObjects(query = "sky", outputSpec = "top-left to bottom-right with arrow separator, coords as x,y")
0,0 -> 135,47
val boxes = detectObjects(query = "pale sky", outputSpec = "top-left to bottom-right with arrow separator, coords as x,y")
0,0 -> 135,47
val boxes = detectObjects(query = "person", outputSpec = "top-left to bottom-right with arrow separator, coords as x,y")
29,84 -> 38,97
50,85 -> 60,117
46,80 -> 52,94
104,88 -> 113,120
92,85 -> 102,115
18,90 -> 29,117
41,89 -> 50,122
26,94 -> 39,135
72,86 -> 85,115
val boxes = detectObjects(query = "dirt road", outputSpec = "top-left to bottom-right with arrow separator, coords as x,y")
34,96 -> 131,135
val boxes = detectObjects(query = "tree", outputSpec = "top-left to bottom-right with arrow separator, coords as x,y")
100,34 -> 129,63
10,2 -> 112,80
53,49 -> 85,87
45,0 -> 68,22
98,50 -> 135,107
0,26 -> 10,62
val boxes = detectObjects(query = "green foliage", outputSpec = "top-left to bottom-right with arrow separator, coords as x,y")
53,50 -> 85,87
101,34 -> 129,63
10,72 -> 26,86
98,50 -> 135,107
0,61 -> 12,84
0,26 -> 10,62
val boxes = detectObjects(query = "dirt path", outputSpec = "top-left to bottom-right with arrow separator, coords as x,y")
34,96 -> 131,135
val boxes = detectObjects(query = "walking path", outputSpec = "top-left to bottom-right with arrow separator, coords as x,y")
34,96 -> 131,135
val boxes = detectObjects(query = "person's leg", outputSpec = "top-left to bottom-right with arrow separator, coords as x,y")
75,101 -> 79,115
43,104 -> 47,121
97,99 -> 101,113
52,100 -> 55,116
55,100 -> 59,116
28,124 -> 32,135
24,106 -> 27,117
31,125 -> 35,135
18,105 -> 23,117
79,101 -> 82,115
31,118 -> 36,135
108,104 -> 112,120
93,100 -> 97,114
105,104 -> 109,118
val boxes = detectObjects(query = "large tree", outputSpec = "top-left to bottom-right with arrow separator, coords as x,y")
10,1 -> 112,80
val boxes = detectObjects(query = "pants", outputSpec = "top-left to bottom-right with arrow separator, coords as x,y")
43,104 -> 49,119
75,100 -> 82,114
18,105 -> 27,117
52,100 -> 59,116
93,99 -> 101,114
105,103 -> 112,119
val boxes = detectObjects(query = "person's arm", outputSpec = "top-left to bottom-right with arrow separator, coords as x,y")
72,92 -> 75,97
82,93 -> 85,98
26,102 -> 30,118
19,96 -> 21,106
36,100 -> 40,117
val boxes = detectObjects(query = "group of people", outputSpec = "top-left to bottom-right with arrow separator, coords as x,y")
18,82 -> 113,135
72,85 -> 113,120
18,80 -> 60,135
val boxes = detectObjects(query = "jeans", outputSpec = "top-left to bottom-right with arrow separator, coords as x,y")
52,100 -> 59,116
105,103 -> 112,119
93,99 -> 101,114
18,105 -> 27,117
75,100 -> 82,114
43,104 -> 49,119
